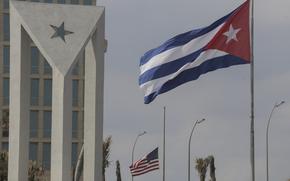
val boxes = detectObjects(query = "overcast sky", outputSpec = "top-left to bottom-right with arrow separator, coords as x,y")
97,0 -> 290,180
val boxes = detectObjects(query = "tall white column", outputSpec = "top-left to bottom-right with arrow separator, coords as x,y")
51,69 -> 72,181
84,13 -> 105,181
8,10 -> 31,181
9,2 -> 105,181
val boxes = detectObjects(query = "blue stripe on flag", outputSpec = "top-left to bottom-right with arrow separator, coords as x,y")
143,55 -> 248,104
139,48 -> 204,85
139,11 -> 233,66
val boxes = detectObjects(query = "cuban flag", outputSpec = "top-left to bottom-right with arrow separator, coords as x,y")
139,0 -> 250,104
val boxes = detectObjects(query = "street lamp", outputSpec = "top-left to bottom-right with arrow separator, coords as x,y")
131,131 -> 146,181
188,118 -> 206,181
266,101 -> 285,181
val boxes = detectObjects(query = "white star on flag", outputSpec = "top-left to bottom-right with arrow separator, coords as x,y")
223,24 -> 241,44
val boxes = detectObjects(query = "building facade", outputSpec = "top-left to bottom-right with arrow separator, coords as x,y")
0,0 -> 95,175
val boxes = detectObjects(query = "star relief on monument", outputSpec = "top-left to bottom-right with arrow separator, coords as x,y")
50,22 -> 74,42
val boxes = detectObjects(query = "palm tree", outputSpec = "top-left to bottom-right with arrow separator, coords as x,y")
0,152 -> 44,181
116,160 -> 121,181
0,152 -> 8,180
28,161 -> 44,181
0,111 -> 44,181
73,136 -> 112,181
1,111 -> 9,137
195,156 -> 216,181
103,136 -> 112,181
195,158 -> 209,181
207,156 -> 216,181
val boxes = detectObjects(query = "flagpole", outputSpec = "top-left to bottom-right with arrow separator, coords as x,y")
163,106 -> 166,181
250,0 -> 255,181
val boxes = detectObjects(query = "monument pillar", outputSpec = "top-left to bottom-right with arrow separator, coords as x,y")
84,13 -> 105,181
9,12 -> 31,181
51,69 -> 72,181
9,2 -> 105,181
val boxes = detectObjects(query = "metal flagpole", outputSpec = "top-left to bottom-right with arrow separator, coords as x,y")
163,106 -> 166,181
250,0 -> 255,181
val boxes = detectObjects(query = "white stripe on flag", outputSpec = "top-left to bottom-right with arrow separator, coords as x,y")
133,158 -> 146,168
140,23 -> 224,75
132,165 -> 159,176
131,163 -> 159,173
130,160 -> 159,176
141,49 -> 228,96
130,160 -> 159,172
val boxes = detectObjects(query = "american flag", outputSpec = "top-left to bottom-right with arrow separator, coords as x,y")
130,147 -> 159,176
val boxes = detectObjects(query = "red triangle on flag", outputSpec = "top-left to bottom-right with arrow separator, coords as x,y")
206,0 -> 250,62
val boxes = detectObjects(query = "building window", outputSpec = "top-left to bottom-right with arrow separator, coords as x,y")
30,111 -> 38,138
57,0 -> 65,4
83,0 -> 92,5
43,79 -> 52,106
72,143 -> 78,168
80,112 -> 84,139
71,0 -> 79,4
43,111 -> 52,138
43,60 -> 52,75
30,79 -> 39,106
72,111 -> 78,139
31,0 -> 40,2
3,14 -> 10,41
2,142 -> 8,151
72,80 -> 79,107
3,78 -> 9,106
2,110 -> 9,137
29,143 -> 38,161
31,47 -> 39,74
43,143 -> 51,169
3,46 -> 9,73
3,0 -> 9,9
44,0 -> 53,3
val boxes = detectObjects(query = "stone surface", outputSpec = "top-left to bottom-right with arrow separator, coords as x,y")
84,13 -> 105,180
8,9 -> 31,180
9,1 -> 105,181
10,1 -> 104,75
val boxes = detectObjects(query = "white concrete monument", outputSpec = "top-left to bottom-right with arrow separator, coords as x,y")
9,1 -> 105,181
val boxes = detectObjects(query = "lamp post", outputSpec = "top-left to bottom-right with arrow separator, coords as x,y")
266,101 -> 285,181
188,118 -> 205,181
131,131 -> 146,181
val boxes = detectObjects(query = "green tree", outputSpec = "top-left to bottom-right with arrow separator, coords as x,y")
116,160 -> 121,181
208,156 -> 216,181
28,161 -> 45,181
0,113 -> 44,180
195,155 -> 216,181
73,136 -> 112,181
103,136 -> 112,181
0,152 -> 8,181
0,152 -> 44,181
195,158 -> 208,181
0,112 -> 9,180
1,111 -> 9,137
